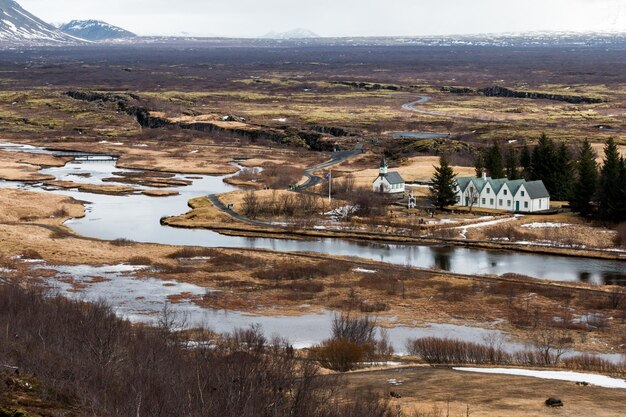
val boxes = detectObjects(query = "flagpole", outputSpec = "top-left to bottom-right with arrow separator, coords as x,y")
328,169 -> 332,203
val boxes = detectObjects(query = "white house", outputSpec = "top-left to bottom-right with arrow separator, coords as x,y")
454,173 -> 550,213
373,157 -> 405,194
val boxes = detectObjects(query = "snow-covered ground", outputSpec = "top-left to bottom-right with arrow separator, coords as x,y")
521,222 -> 571,229
454,367 -> 626,389
354,267 -> 377,273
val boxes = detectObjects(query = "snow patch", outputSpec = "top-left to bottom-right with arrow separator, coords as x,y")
521,222 -> 571,229
454,367 -> 626,389
354,268 -> 377,274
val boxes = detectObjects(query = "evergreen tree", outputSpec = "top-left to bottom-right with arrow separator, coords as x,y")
520,144 -> 532,180
617,158 -> 626,221
430,156 -> 458,210
531,134 -> 558,195
505,147 -> 520,180
474,152 -> 485,177
554,142 -> 574,201
569,139 -> 598,217
597,138 -> 623,221
484,142 -> 505,178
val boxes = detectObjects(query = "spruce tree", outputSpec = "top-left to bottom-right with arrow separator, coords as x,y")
554,143 -> 574,201
597,138 -> 622,221
505,147 -> 520,180
570,139 -> 598,217
474,152 -> 485,177
520,144 -> 532,180
617,158 -> 626,222
430,156 -> 458,210
484,142 -> 505,178
531,134 -> 558,194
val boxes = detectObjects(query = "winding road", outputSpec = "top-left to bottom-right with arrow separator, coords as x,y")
402,95 -> 510,123
206,146 -> 363,225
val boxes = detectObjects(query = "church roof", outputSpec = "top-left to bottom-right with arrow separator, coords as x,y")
377,171 -> 404,185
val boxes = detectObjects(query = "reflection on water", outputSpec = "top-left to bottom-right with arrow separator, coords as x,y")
1,143 -> 625,285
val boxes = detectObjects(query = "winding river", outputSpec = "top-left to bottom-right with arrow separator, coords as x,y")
1,142 -> 625,285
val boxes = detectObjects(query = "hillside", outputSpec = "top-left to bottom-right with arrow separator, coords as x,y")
59,19 -> 136,41
0,0 -> 80,45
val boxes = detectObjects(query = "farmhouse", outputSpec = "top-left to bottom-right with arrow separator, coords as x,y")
373,157 -> 405,194
455,173 -> 550,213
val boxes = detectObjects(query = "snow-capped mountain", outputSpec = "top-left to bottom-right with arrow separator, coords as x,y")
262,28 -> 319,39
0,0 -> 81,45
59,20 -> 136,41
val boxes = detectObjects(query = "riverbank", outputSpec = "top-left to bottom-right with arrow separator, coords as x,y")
164,195 -> 626,262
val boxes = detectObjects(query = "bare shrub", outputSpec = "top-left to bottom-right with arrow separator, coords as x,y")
360,302 -> 390,313
19,249 -> 42,260
332,314 -> 377,347
50,228 -> 72,239
110,238 -> 135,246
287,280 -> 325,293
562,355 -> 622,374
167,246 -> 215,259
309,338 -> 366,372
405,337 -> 511,365
127,256 -> 153,266
358,274 -> 403,295
52,207 -> 69,218
0,283 -> 394,417
253,261 -> 349,282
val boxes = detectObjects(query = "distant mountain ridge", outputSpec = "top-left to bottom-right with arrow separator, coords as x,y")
0,0 -> 80,45
262,28 -> 319,39
59,20 -> 136,41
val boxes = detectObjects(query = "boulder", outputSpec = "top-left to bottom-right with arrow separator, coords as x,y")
545,397 -> 564,408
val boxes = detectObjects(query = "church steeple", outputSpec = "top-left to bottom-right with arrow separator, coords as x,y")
379,155 -> 388,175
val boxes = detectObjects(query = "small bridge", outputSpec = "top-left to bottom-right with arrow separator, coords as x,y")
50,150 -> 120,161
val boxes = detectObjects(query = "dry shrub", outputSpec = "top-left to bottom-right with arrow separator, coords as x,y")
616,222 -> 626,248
52,207 -> 69,218
110,238 -> 135,246
50,228 -> 72,239
358,274 -> 403,295
436,282 -> 468,302
0,284 -> 394,417
286,280 -> 325,293
167,247 -> 215,259
406,337 -> 510,365
127,256 -> 153,266
20,249 -> 42,260
152,263 -> 197,274
253,261 -> 349,282
562,354 -> 623,374
360,302 -> 390,313
309,338 -> 365,372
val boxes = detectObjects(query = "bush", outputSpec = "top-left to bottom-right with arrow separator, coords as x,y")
167,247 -> 215,259
110,238 -> 135,246
616,222 -> 626,248
309,338 -> 366,372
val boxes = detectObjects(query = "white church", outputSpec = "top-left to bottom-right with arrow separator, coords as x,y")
372,157 -> 405,194
454,173 -> 550,213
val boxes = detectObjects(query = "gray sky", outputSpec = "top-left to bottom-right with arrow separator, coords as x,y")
20,0 -> 626,37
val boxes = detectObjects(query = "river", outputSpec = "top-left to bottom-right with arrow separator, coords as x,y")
1,142 -> 625,285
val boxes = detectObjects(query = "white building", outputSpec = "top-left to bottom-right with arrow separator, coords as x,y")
372,157 -> 405,194
455,173 -> 550,213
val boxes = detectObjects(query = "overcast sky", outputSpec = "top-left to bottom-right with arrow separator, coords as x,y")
20,0 -> 626,37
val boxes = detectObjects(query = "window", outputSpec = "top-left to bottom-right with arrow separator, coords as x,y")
482,198 -> 486,204
486,188 -> 490,193
499,199 -> 503,206
507,200 -> 511,207
524,202 -> 528,209
490,198 -> 494,205
504,190 -> 508,196
521,191 -> 525,197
